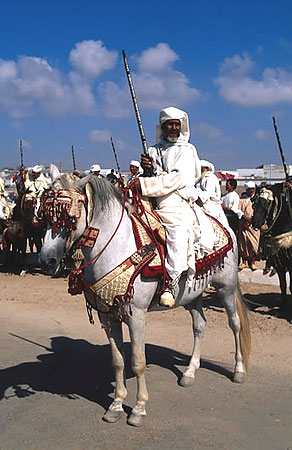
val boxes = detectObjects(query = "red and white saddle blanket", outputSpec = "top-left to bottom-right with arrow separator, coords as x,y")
69,198 -> 233,313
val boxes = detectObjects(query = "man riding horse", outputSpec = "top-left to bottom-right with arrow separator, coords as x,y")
130,106 -> 215,307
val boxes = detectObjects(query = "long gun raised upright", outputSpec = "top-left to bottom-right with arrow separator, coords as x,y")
71,145 -> 77,171
122,50 -> 154,177
272,116 -> 289,181
19,139 -> 24,170
110,137 -> 122,178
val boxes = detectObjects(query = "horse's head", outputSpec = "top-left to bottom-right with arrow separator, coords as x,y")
251,186 -> 274,230
39,165 -> 89,274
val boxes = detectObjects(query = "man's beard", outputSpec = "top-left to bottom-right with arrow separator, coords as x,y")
166,135 -> 179,143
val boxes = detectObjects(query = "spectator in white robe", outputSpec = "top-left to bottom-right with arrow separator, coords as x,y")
25,165 -> 48,213
196,160 -> 229,227
221,178 -> 240,233
130,106 -> 215,307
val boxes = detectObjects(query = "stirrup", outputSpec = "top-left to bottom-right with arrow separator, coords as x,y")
160,278 -> 179,307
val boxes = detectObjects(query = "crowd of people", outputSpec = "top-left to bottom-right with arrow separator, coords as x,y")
0,105 -> 267,303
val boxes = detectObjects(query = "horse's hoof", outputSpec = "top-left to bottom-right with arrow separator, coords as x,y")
127,413 -> 144,427
178,375 -> 194,388
233,372 -> 246,383
102,409 -> 123,423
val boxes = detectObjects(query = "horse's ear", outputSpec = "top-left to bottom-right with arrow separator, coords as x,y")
74,173 -> 93,191
50,164 -> 60,183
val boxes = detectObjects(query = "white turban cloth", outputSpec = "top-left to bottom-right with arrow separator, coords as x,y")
91,164 -> 101,172
245,181 -> 255,189
159,107 -> 190,144
32,165 -> 42,173
200,159 -> 215,173
130,160 -> 140,168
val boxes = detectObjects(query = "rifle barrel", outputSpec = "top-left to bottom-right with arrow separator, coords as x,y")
110,137 -> 121,177
122,50 -> 149,156
272,116 -> 289,181
71,145 -> 76,171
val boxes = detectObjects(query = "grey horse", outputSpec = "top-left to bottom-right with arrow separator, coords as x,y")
39,165 -> 250,427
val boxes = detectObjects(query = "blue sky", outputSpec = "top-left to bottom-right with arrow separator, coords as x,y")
0,0 -> 292,171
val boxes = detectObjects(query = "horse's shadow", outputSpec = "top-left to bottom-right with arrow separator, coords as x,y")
0,335 -> 232,413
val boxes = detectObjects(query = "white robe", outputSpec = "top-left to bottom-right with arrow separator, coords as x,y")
197,172 -> 229,227
222,191 -> 240,212
140,140 -> 215,280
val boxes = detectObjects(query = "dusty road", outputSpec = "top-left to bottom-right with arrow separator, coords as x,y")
0,271 -> 291,450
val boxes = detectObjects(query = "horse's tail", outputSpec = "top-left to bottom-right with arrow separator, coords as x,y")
236,285 -> 251,372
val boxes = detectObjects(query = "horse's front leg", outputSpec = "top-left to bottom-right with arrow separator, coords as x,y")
179,296 -> 206,388
127,305 -> 148,427
99,312 -> 127,423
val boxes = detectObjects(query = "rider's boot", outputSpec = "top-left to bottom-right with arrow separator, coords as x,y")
160,277 -> 179,307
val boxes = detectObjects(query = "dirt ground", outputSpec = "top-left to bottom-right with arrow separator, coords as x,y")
0,270 -> 292,450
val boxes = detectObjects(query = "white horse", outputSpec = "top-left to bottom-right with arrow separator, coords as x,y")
39,166 -> 250,427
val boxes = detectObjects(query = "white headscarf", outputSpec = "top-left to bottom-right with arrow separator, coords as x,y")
90,164 -> 101,172
245,181 -> 255,189
32,165 -> 42,173
159,107 -> 190,144
200,159 -> 215,173
130,160 -> 140,168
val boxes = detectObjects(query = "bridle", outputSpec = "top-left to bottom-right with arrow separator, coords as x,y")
40,185 -> 127,269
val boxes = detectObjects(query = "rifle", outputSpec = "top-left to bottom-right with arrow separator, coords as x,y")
272,116 -> 289,181
71,145 -> 77,171
19,139 -> 24,170
110,137 -> 122,178
122,49 -> 154,177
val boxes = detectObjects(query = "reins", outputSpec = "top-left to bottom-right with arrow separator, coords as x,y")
74,198 -> 126,271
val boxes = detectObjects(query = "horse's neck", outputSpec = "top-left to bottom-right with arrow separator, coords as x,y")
270,195 -> 292,236
84,200 -> 136,284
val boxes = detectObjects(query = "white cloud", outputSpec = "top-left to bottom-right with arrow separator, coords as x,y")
215,53 -> 292,107
0,40 -> 118,118
89,129 -> 111,143
253,129 -> 272,141
69,40 -> 117,78
101,43 -> 203,118
192,122 -> 234,143
89,129 -> 126,150
0,54 -> 97,118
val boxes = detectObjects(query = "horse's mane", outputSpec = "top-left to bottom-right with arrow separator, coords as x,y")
88,176 -> 123,210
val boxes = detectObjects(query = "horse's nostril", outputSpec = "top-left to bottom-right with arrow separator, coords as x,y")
48,258 -> 57,267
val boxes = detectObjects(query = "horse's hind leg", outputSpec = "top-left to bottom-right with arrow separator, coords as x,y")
179,295 -> 206,388
277,268 -> 288,312
126,305 -> 148,427
99,312 -> 127,423
217,285 -> 251,383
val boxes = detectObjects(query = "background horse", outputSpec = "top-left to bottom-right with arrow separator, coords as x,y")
39,166 -> 250,427
252,182 -> 292,318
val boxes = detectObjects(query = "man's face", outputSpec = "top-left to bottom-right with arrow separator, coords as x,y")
246,187 -> 255,198
94,171 -> 100,176
226,181 -> 233,192
130,165 -> 139,175
32,172 -> 40,179
162,119 -> 181,139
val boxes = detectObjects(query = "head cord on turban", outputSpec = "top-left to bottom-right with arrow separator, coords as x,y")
159,107 -> 190,144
